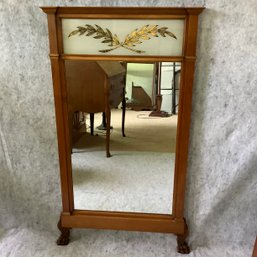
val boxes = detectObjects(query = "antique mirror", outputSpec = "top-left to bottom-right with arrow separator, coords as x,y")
41,7 -> 204,254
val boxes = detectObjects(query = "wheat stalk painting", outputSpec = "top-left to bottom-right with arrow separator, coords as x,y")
68,24 -> 177,54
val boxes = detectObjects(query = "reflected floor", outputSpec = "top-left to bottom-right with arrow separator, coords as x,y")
72,109 -> 177,214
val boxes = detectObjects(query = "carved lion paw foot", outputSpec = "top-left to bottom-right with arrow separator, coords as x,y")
56,232 -> 70,245
177,241 -> 190,254
57,220 -> 70,245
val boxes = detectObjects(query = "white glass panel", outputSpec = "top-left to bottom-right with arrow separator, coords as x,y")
62,19 -> 184,56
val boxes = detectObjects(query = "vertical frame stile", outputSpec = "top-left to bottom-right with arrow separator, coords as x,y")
56,12 -> 75,212
172,11 -> 200,219
172,13 -> 189,219
43,7 -> 74,214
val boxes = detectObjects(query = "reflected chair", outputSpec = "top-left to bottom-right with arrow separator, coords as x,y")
65,60 -> 126,157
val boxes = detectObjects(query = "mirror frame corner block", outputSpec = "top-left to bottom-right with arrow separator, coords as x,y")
41,6 -> 204,253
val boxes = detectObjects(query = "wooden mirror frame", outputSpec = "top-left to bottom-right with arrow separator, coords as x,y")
41,6 -> 204,254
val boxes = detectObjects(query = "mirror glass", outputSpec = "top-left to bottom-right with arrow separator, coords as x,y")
65,60 -> 181,214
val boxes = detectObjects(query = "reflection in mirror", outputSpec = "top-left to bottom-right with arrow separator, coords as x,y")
65,60 -> 181,214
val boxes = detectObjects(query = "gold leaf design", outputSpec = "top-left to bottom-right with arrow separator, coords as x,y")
68,24 -> 119,47
68,24 -> 177,54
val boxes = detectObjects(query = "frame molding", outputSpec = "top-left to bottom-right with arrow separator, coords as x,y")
41,6 -> 204,254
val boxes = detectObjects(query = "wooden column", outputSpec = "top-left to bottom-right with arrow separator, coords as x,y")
42,7 -> 74,214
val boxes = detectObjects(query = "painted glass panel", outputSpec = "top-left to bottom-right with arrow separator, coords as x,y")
62,19 -> 184,56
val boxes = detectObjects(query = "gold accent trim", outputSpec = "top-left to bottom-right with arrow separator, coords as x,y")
184,56 -> 196,62
68,24 -> 177,54
49,53 -> 60,59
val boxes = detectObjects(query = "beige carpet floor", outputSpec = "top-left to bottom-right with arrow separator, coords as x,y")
72,109 -> 178,214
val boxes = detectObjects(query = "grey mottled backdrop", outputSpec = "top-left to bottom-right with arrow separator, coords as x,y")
0,0 -> 257,256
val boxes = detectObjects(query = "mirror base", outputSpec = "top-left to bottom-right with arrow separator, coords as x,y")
56,219 -> 71,246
